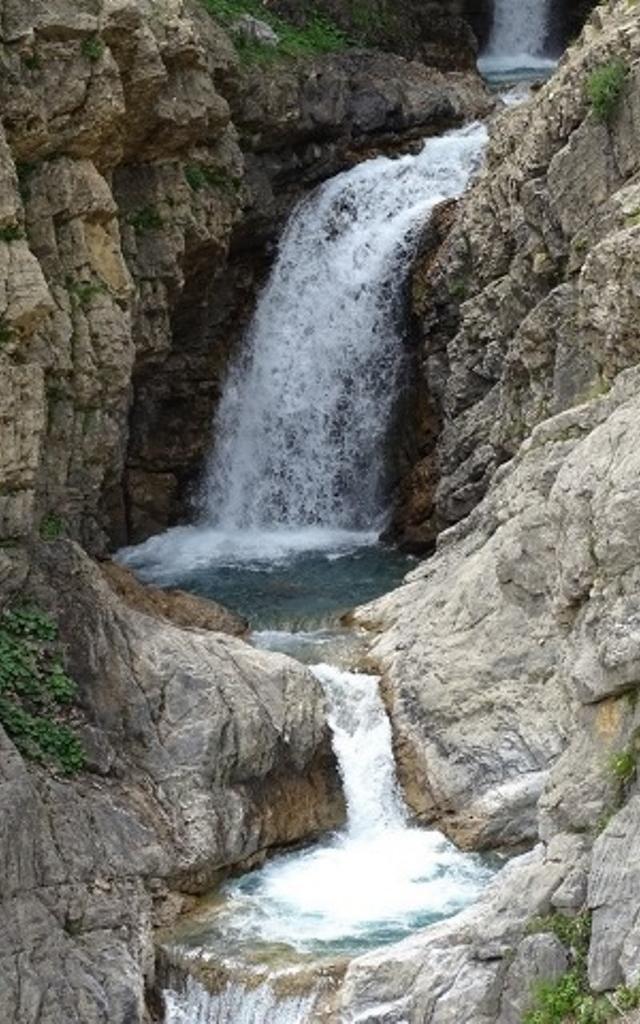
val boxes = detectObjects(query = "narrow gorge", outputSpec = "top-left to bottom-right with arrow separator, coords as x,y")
3,1 -> 640,1023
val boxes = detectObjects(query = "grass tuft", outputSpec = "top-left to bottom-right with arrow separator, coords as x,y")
587,60 -> 628,122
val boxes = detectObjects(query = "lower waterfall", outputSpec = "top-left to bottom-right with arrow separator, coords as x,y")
162,664 -> 495,1023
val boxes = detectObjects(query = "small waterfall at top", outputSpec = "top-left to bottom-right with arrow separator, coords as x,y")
478,0 -> 555,79
162,665 -> 495,1024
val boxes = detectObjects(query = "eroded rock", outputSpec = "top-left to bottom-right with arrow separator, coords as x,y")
0,541 -> 344,1024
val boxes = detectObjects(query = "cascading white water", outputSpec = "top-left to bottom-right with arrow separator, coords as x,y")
163,665 -> 494,1024
164,977 -> 318,1024
118,123 -> 487,579
129,119 -> 497,1024
203,126 -> 487,539
479,0 -> 555,78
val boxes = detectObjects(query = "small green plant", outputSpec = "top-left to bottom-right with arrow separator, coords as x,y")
22,53 -> 40,70
0,605 -> 85,774
66,277 -> 105,308
525,912 -> 640,1023
613,986 -> 640,1011
0,317 -> 13,346
81,35 -> 105,62
608,746 -> 637,786
449,278 -> 468,301
524,969 -> 592,1024
128,205 -> 163,234
528,912 -> 592,957
586,60 -> 628,122
39,514 -> 65,541
0,224 -> 24,243
185,162 -> 241,194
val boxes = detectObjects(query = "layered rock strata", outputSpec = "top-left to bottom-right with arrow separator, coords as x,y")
0,0 -> 491,553
0,540 -> 344,1024
391,0 -> 640,552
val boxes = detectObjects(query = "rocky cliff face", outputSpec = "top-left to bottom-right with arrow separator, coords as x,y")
1,540 -> 345,1024
335,1 -> 640,1019
390,0 -> 640,552
0,0 -> 491,556
0,2 -> 493,1021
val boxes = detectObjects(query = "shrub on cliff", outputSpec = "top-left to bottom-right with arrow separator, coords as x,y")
201,0 -> 349,61
587,59 -> 628,122
0,605 -> 85,774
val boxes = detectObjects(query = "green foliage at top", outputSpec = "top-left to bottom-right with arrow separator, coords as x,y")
524,912 -> 640,1024
200,0 -> 350,62
0,605 -> 85,774
586,59 -> 628,123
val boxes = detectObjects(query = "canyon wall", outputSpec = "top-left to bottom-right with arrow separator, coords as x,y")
0,3 -> 491,1021
0,0 -> 491,558
391,0 -> 640,551
338,1 -> 640,1019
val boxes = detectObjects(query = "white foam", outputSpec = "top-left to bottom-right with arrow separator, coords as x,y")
117,525 -> 378,582
201,125 -> 488,535
214,666 -> 492,952
164,977 -> 316,1024
482,0 -> 551,63
478,53 -> 557,76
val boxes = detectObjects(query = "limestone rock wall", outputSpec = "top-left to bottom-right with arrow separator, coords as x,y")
0,539 -> 345,1024
344,274 -> 640,1024
0,0 -> 491,556
335,4 -> 640,1018
390,0 -> 640,553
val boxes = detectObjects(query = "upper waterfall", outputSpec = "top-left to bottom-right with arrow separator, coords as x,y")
201,125 -> 487,537
479,0 -> 554,77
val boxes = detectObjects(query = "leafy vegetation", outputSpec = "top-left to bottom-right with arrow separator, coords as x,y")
525,913 -> 640,1023
39,514 -> 65,541
0,605 -> 85,775
200,0 -> 349,62
0,317 -> 13,346
586,60 -> 628,123
66,276 -> 106,308
0,224 -> 24,243
608,746 -> 637,787
128,205 -> 163,234
185,162 -> 241,194
81,35 -> 105,62
528,913 -> 592,953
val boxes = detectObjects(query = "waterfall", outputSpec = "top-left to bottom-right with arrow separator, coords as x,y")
202,125 -> 487,538
164,977 -> 319,1024
479,0 -> 554,76
162,666 -> 494,1022
118,124 -> 487,580
312,665 -> 406,837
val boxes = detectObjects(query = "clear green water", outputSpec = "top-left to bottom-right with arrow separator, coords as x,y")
119,528 -> 416,631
